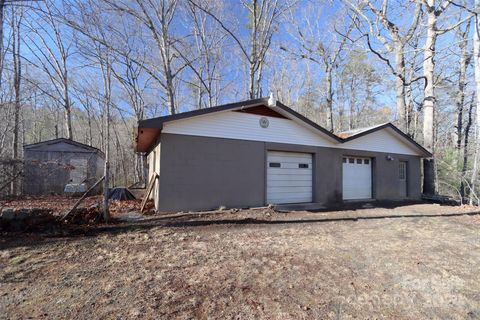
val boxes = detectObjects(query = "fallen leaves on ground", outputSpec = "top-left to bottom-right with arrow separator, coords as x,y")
0,195 -> 144,217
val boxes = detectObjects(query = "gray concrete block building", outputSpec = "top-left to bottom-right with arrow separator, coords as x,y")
136,98 -> 431,212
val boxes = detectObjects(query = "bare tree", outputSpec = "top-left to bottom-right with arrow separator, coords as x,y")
23,1 -> 74,139
281,5 -> 355,132
10,5 -> 22,195
79,37 -> 114,221
111,55 -> 149,185
110,37 -> 150,185
72,82 -> 99,146
0,0 -> 6,88
100,50 -> 112,222
338,51 -> 382,130
63,0 -> 151,185
421,0 -> 473,195
180,0 -> 225,109
189,0 -> 295,99
347,0 -> 423,134
102,0 -> 181,115
460,93 -> 474,199
404,33 -> 423,139
471,0 -> 480,204
454,18 -> 472,151
65,0 -> 116,218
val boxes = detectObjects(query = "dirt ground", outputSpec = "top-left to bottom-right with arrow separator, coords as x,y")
1,203 -> 479,319
0,195 -> 144,218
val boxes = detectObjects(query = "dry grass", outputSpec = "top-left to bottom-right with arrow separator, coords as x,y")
1,204 -> 479,319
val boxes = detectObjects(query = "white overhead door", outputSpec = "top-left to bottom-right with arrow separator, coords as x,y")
342,157 -> 372,200
267,151 -> 313,204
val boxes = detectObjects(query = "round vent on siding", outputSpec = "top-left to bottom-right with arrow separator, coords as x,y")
259,117 -> 269,128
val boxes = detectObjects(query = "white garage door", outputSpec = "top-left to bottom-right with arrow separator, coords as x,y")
342,157 -> 372,200
267,151 -> 313,204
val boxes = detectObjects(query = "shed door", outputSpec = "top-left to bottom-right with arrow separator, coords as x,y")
266,151 -> 313,204
342,157 -> 372,200
70,158 -> 88,183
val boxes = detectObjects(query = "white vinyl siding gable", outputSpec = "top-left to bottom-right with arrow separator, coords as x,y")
161,108 -> 425,156
162,111 -> 337,147
341,128 -> 420,156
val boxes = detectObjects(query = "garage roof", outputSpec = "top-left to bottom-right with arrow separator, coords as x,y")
136,98 -> 432,157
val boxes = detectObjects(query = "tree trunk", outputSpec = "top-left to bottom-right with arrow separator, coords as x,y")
460,94 -> 474,199
86,107 -> 92,145
103,139 -> 110,220
134,153 -> 146,186
249,0 -> 258,99
11,10 -> 21,196
166,71 -> 176,115
339,80 -> 345,130
405,39 -> 419,138
249,63 -> 256,99
197,79 -> 202,109
394,43 -> 407,132
255,59 -> 265,98
113,125 -> 127,186
471,0 -> 480,204
325,66 -> 334,132
422,2 -> 437,195
158,7 -> 176,115
102,56 -> 112,222
0,0 -> 5,88
64,104 -> 73,140
348,78 -> 356,130
455,24 -> 470,152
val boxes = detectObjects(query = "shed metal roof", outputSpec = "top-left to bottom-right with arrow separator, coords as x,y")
24,138 -> 105,157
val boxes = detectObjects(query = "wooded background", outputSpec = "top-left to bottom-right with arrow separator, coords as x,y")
0,0 -> 479,204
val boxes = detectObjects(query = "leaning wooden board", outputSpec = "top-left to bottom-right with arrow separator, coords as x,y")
141,173 -> 158,213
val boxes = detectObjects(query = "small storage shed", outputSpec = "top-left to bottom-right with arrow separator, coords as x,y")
23,138 -> 105,195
